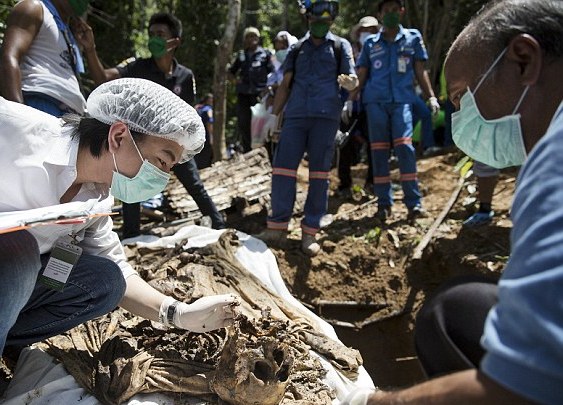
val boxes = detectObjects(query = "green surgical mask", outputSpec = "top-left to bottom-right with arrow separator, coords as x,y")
382,12 -> 400,28
110,132 -> 171,204
69,0 -> 89,16
148,36 -> 169,58
310,21 -> 330,38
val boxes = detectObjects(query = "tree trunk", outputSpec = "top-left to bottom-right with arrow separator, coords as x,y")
212,0 -> 241,162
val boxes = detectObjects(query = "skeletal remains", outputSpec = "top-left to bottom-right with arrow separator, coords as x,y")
40,230 -> 362,404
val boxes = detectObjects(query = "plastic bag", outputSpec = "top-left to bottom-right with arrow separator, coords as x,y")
251,99 -> 273,149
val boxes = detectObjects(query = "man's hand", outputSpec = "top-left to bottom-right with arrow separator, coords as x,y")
338,74 -> 359,91
427,96 -> 440,116
160,294 -> 240,333
72,18 -> 95,53
263,113 -> 279,139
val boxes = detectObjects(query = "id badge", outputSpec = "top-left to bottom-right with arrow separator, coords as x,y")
398,56 -> 408,73
40,238 -> 82,291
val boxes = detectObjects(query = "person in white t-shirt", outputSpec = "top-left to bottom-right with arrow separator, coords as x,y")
0,0 -> 88,116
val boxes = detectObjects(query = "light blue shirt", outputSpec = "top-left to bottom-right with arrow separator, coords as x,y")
481,101 -> 563,405
357,26 -> 428,104
282,32 -> 355,121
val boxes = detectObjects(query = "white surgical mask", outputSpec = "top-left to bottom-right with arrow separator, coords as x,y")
452,48 -> 529,169
359,32 -> 372,46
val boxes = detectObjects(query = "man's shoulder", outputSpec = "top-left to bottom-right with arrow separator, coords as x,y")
9,0 -> 44,27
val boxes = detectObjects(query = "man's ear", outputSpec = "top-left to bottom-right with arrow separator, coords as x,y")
507,34 -> 542,86
107,122 -> 129,154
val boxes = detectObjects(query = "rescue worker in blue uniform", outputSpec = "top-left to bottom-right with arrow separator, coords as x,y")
354,0 -> 440,221
228,27 -> 274,153
79,12 -> 225,237
256,0 -> 358,256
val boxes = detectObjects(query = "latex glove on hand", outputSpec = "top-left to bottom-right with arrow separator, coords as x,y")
341,100 -> 354,125
427,96 -> 441,116
338,74 -> 359,91
263,113 -> 278,139
159,294 -> 239,333
341,387 -> 377,405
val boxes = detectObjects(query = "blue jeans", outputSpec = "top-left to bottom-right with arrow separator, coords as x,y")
365,102 -> 422,209
0,231 -> 41,355
122,158 -> 225,238
23,92 -> 75,118
1,232 -> 126,355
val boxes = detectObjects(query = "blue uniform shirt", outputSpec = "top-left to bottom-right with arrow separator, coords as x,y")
480,102 -> 563,405
283,32 -> 355,121
357,26 -> 428,104
229,46 -> 273,95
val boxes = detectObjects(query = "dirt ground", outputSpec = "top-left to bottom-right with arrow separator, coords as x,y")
229,150 -> 517,389
0,151 -> 517,397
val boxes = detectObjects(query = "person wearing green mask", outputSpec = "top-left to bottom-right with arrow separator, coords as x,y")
351,0 -> 439,223
255,0 -> 358,256
78,12 -> 226,240
0,0 -> 90,117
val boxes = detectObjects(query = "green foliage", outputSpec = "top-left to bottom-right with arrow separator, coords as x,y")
364,227 -> 382,244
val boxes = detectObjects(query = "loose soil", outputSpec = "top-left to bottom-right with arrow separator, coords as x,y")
229,151 -> 516,389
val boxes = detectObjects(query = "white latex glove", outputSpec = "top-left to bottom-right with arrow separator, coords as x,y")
159,294 -> 239,333
427,96 -> 440,116
338,74 -> 359,91
341,387 -> 377,405
263,113 -> 279,139
341,100 -> 353,125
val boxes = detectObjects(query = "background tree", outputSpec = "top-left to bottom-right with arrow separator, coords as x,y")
0,0 -> 490,158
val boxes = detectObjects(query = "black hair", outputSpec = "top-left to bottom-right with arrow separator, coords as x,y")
63,114 -> 147,158
452,0 -> 563,61
378,0 -> 404,13
149,12 -> 183,38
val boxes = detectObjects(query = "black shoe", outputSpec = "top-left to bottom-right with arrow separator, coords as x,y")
376,206 -> 392,221
408,205 -> 426,220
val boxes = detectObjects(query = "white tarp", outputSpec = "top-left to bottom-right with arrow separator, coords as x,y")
2,226 -> 375,404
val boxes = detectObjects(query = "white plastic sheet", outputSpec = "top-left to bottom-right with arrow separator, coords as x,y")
3,225 -> 375,404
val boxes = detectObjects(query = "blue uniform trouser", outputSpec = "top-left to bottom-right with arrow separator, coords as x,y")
0,231 -> 126,355
412,96 -> 435,149
268,117 -> 339,236
365,102 -> 422,209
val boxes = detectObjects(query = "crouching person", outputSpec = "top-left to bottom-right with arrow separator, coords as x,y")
0,78 -> 238,357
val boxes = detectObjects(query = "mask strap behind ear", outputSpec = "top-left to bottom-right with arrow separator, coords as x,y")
474,48 -> 508,94
112,153 -> 120,173
127,129 -> 145,162
512,85 -> 530,114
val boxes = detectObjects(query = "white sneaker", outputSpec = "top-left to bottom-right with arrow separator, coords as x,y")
301,234 -> 321,256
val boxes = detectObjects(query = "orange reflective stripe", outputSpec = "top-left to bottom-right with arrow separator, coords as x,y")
301,223 -> 318,235
370,142 -> 391,150
400,173 -> 418,181
373,176 -> 391,184
267,221 -> 289,230
393,137 -> 412,146
272,167 -> 297,178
